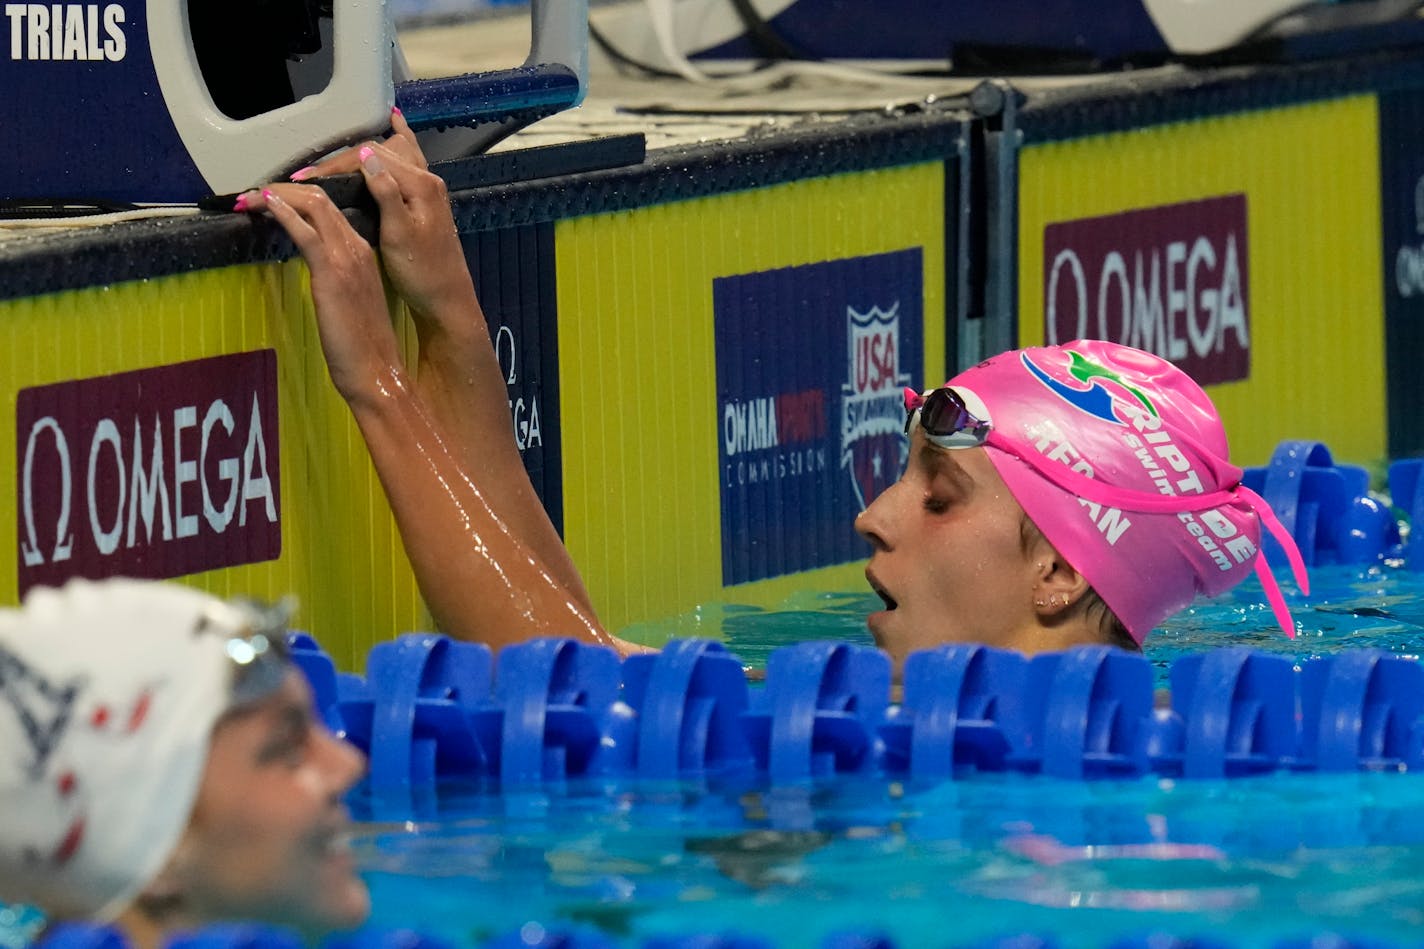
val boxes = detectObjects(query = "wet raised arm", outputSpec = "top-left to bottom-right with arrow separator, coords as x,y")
250,183 -> 636,653
296,111 -> 595,614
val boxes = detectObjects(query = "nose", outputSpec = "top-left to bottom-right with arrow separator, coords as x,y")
316,725 -> 367,794
855,486 -> 894,552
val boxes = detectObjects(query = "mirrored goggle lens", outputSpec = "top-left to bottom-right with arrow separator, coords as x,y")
905,387 -> 990,446
919,388 -> 978,437
222,598 -> 294,708
228,632 -> 289,707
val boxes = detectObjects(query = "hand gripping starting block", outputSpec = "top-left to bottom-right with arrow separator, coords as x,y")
0,0 -> 587,205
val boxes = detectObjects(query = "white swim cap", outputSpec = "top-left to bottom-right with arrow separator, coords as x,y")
0,578 -> 271,921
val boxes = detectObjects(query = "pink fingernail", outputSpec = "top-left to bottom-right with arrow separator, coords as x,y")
290,166 -> 315,182
358,146 -> 375,162
233,193 -> 249,212
392,105 -> 403,117
262,189 -> 275,202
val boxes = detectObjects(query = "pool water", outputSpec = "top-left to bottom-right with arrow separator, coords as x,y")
360,772 -> 1424,949
357,561 -> 1424,949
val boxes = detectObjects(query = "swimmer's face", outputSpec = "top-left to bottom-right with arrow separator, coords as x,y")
855,432 -> 1040,667
163,670 -> 368,936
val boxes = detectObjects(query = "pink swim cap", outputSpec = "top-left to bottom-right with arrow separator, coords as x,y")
943,340 -> 1308,644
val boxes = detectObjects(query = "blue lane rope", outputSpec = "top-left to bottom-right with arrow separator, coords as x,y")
36,920 -> 1409,949
288,632 -> 1424,790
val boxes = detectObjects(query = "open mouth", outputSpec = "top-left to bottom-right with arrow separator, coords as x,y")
311,817 -> 355,862
865,571 -> 897,612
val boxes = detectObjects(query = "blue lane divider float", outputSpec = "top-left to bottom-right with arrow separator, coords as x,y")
741,641 -> 889,782
1241,440 -> 1399,567
1167,648 -> 1300,778
37,923 -> 1412,949
481,637 -> 632,785
621,639 -> 753,780
1019,646 -> 1157,779
880,644 -> 1022,779
301,632 -> 1424,790
1388,456 -> 1424,570
361,634 -> 492,790
1297,649 -> 1424,771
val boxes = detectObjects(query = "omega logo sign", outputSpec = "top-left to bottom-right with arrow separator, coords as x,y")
15,350 -> 281,593
1042,194 -> 1251,386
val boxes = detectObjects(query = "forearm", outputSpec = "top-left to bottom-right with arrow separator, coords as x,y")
247,171 -> 616,651
345,366 -> 615,653
408,292 -> 597,613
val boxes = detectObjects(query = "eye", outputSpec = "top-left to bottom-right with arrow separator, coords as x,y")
258,707 -> 314,767
922,492 -> 951,515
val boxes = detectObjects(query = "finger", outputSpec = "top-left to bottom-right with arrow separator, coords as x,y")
388,106 -> 427,170
291,105 -> 422,182
364,139 -> 426,180
290,144 -> 369,182
236,182 -> 322,217
277,183 -> 369,247
261,188 -> 321,255
364,139 -> 450,215
359,140 -> 448,215
232,189 -> 261,213
257,183 -> 362,253
356,144 -> 406,214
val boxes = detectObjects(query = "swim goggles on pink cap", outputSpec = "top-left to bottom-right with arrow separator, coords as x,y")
903,387 -> 991,449
902,385 -> 1311,639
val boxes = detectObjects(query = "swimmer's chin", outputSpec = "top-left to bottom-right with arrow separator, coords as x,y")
865,609 -> 891,650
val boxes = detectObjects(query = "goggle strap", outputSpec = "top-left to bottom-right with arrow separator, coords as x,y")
985,431 -> 1238,514
1236,484 -> 1310,601
1252,556 -> 1298,640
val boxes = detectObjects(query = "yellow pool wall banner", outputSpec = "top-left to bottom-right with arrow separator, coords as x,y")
0,161 -> 946,662
1017,95 -> 1387,470
556,163 -> 947,636
0,265 -> 432,671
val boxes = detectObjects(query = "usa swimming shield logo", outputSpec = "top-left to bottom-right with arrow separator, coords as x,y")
713,248 -> 923,586
842,304 -> 912,509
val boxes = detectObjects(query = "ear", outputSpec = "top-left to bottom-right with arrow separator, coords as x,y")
133,865 -> 184,915
1026,535 -> 1092,621
128,839 -> 192,923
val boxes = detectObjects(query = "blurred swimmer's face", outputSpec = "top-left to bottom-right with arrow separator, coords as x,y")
165,670 -> 368,936
855,431 -> 1040,666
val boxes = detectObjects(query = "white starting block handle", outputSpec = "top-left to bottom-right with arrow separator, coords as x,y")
148,0 -> 392,194
393,0 -> 589,160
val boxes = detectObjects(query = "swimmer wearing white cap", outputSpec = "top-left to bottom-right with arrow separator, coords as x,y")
0,578 -> 369,947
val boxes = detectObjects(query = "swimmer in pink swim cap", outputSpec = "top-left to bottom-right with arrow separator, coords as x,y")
856,339 -> 1308,664
243,124 -> 1305,667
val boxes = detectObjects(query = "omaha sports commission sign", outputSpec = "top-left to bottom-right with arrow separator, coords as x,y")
713,248 -> 924,586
